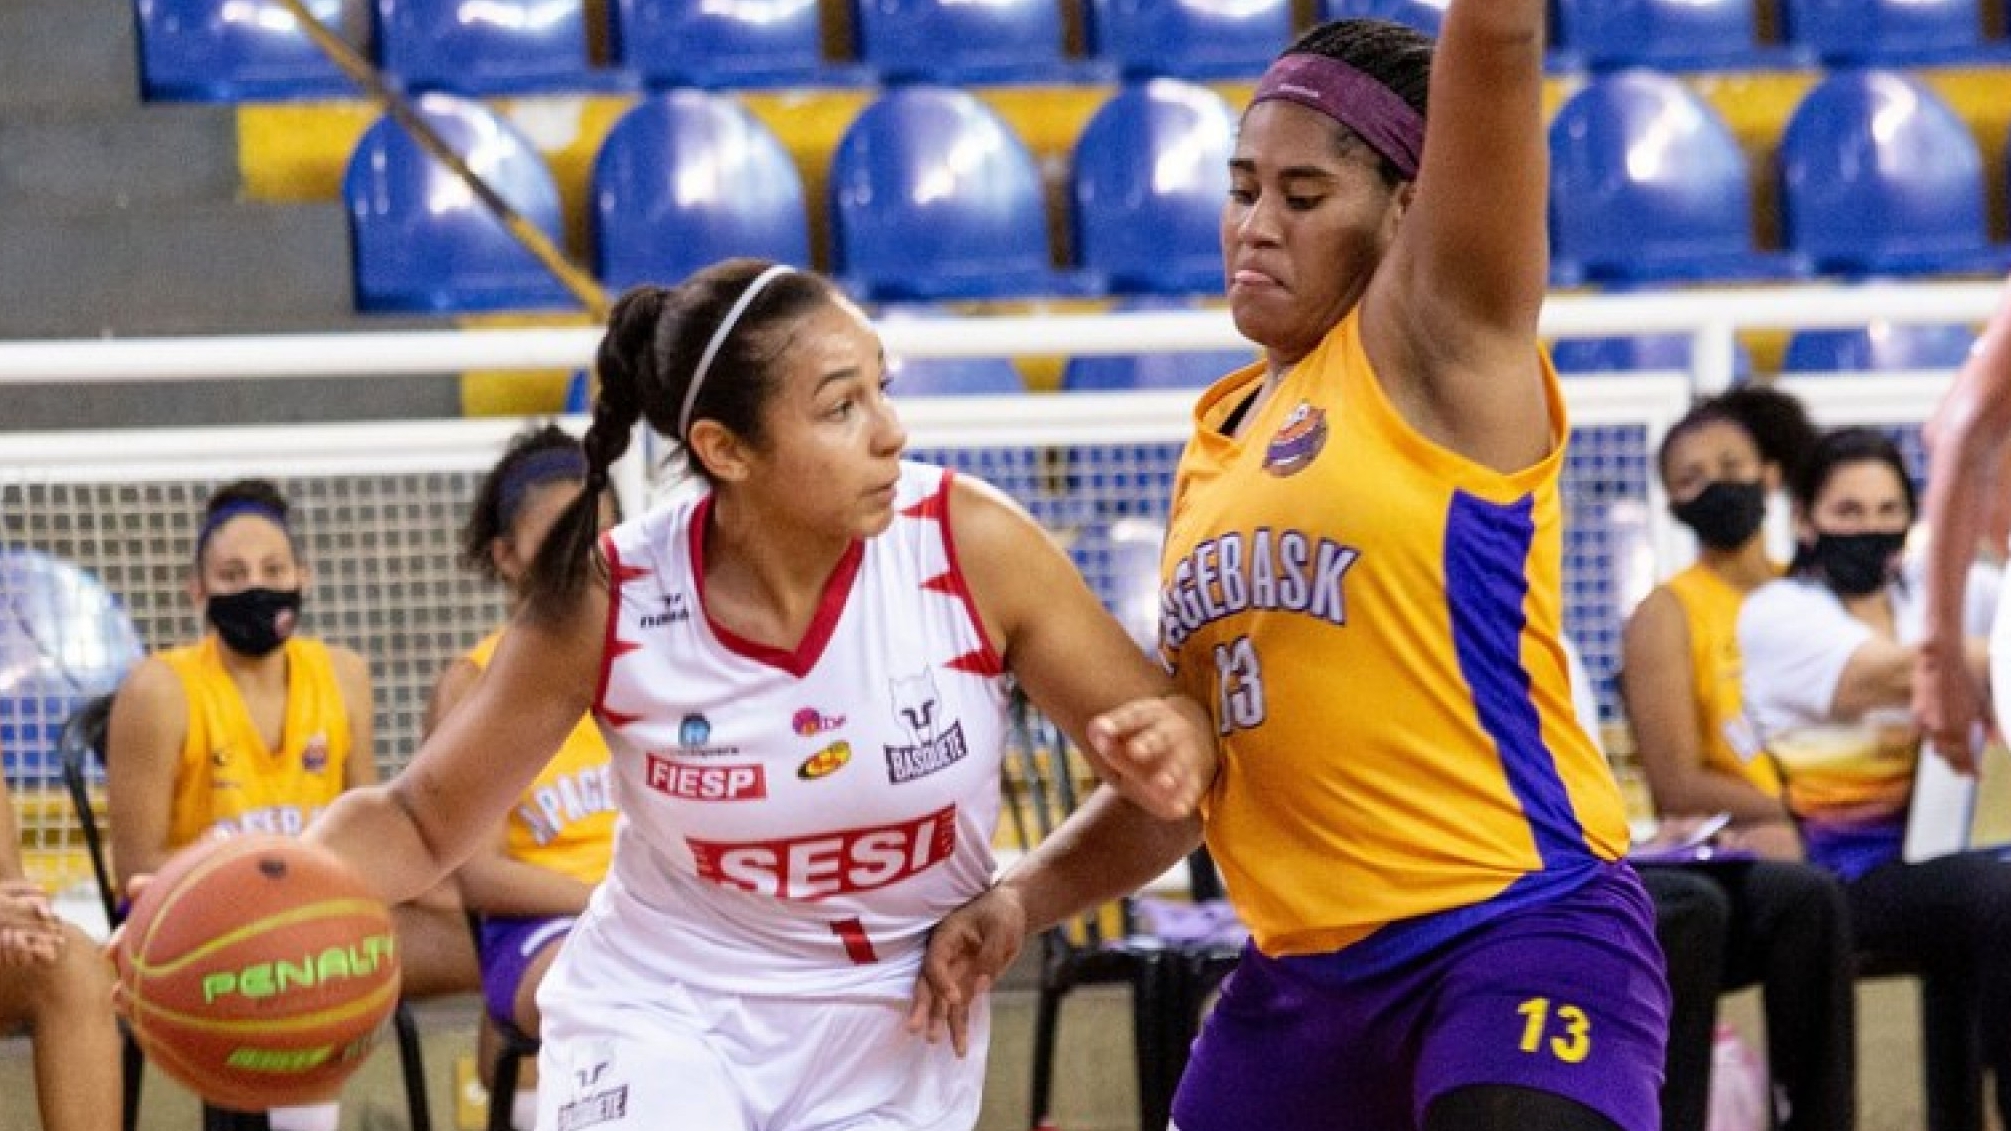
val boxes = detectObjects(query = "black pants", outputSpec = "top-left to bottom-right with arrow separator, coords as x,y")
1849,849 -> 2011,1125
1642,861 -> 1855,1131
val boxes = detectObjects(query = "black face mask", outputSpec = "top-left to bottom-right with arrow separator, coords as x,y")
206,587 -> 302,657
1807,531 -> 1907,597
1671,479 -> 1768,551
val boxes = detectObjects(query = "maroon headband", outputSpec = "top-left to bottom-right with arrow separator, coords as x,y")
1251,53 -> 1424,180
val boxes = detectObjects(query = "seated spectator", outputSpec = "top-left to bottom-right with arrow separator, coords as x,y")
1740,426 -> 2011,1125
1619,387 -> 1854,1131
104,479 -> 479,1129
0,750 -> 120,1131
426,427 -> 616,1131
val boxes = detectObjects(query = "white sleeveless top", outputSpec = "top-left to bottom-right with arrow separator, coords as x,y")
574,461 -> 1010,1000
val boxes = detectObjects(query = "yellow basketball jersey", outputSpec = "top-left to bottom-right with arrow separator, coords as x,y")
1662,563 -> 1782,796
468,631 -> 614,887
164,635 -> 351,847
1162,310 -> 1629,965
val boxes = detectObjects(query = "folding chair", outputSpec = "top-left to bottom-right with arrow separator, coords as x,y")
462,911 -> 543,1131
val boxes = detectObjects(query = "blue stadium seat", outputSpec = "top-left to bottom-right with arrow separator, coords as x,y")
1552,0 -> 1813,70
610,0 -> 869,88
889,355 -> 1029,396
136,0 -> 363,101
1781,0 -> 2011,65
1550,70 -> 1804,285
1085,0 -> 1294,80
854,0 -> 1095,84
1550,334 -> 1755,379
1062,349 -> 1251,390
0,550 -> 142,783
343,92 -> 578,313
1072,80 -> 1235,297
1779,69 -> 2011,278
592,91 -> 811,292
372,0 -> 632,95
1783,323 -> 1977,372
1319,0 -> 1447,35
830,87 -> 1070,301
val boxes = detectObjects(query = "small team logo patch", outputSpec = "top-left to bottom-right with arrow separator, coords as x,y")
301,734 -> 329,775
792,707 -> 846,736
678,714 -> 711,748
798,741 -> 853,780
646,757 -> 766,801
884,722 -> 970,784
556,1086 -> 627,1131
1263,401 -> 1328,477
640,592 -> 689,629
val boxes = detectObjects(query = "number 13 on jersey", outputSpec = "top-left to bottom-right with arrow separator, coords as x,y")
1213,636 -> 1266,734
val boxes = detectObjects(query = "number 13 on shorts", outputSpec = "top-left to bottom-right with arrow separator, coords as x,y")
1517,996 -> 1591,1064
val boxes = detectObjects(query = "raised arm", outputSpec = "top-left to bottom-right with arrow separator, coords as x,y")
1362,0 -> 1553,473
1620,591 -> 1793,827
104,658 -> 189,892
1918,289 -> 2011,759
308,586 -> 607,906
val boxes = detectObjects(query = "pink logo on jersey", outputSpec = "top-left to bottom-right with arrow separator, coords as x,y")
792,707 -> 846,736
1263,401 -> 1328,477
687,804 -> 959,900
301,734 -> 329,774
645,756 -> 767,801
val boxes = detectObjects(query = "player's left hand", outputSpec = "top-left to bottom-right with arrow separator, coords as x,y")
909,885 -> 1026,1058
1085,694 -> 1218,822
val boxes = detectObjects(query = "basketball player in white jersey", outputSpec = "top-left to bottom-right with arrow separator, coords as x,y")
304,258 -> 1217,1131
1917,278 -> 2011,769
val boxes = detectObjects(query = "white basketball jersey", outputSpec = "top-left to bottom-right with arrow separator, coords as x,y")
575,461 -> 1010,1000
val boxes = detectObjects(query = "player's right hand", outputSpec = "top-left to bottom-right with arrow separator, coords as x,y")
909,885 -> 1027,1058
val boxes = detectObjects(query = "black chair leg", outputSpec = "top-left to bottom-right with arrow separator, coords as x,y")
488,1041 -> 524,1131
201,1107 -> 270,1131
1028,983 -> 1065,1130
119,1031 -> 144,1131
393,1001 -> 432,1131
1921,973 -> 1983,1131
1131,954 -> 1176,1131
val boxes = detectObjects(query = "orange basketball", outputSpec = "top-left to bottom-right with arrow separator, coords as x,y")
114,834 -> 401,1112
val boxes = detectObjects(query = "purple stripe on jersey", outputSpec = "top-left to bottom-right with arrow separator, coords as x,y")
1444,489 -> 1584,869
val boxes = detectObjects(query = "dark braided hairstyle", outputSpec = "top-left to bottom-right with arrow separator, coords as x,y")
1280,19 -> 1435,185
521,259 -> 840,614
459,423 -> 585,585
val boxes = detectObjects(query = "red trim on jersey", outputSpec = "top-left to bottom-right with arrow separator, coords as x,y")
687,494 -> 865,678
930,469 -> 1006,676
593,531 -> 633,722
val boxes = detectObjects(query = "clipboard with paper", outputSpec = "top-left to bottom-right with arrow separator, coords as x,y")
1903,735 -> 2011,863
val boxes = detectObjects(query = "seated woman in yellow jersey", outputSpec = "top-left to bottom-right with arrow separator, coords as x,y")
427,426 -> 616,1131
1738,427 -> 2011,1125
104,478 -> 479,1129
1618,386 -> 1853,1131
920,11 -> 1667,1131
0,741 -> 121,1131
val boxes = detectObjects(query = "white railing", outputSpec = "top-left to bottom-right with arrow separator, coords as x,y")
0,281 -> 1999,394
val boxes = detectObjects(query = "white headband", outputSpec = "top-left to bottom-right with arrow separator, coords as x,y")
678,264 -> 794,442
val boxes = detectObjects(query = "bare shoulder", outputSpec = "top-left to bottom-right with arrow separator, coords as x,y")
114,655 -> 184,717
327,643 -> 372,682
1624,586 -> 1686,645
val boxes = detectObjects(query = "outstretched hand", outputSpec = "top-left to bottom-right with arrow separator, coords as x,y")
1084,695 -> 1218,822
908,885 -> 1027,1058
0,879 -> 64,967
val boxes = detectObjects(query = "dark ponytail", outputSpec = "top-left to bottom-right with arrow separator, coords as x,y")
519,260 -> 840,618
521,286 -> 662,615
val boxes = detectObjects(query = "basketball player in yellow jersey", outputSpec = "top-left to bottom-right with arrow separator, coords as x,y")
427,427 -> 616,1130
918,10 -> 1669,1131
